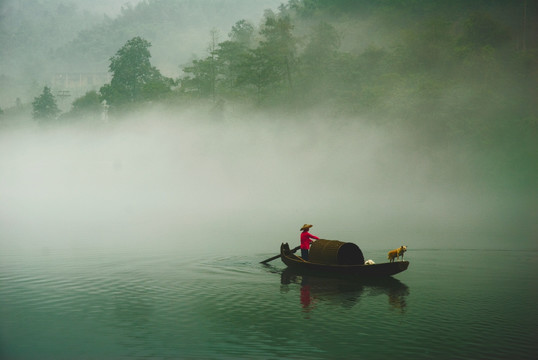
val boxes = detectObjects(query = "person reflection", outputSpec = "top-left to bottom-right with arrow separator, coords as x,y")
300,276 -> 314,312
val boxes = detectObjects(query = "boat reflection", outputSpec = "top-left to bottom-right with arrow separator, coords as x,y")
280,268 -> 409,312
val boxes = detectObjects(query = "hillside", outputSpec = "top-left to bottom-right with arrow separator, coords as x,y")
0,0 -> 281,107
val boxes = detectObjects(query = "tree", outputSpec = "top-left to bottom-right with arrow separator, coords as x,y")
301,21 -> 340,68
181,57 -> 215,97
100,36 -> 172,106
70,90 -> 102,117
258,12 -> 297,89
207,28 -> 220,101
296,21 -> 341,101
234,11 -> 297,100
181,22 -> 255,99
32,86 -> 60,120
459,12 -> 511,52
235,47 -> 277,98
229,20 -> 255,46
215,20 -> 255,93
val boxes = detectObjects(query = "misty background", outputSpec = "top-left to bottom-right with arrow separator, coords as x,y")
0,0 -> 282,106
1,0 -> 537,257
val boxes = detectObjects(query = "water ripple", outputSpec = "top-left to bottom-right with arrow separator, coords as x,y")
1,249 -> 536,359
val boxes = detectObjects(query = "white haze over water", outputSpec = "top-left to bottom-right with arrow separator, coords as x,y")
0,110 -> 535,258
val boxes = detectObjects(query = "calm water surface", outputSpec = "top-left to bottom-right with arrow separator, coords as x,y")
1,248 -> 536,359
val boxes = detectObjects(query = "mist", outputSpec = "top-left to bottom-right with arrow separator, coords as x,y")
0,0 -> 283,106
2,4 -> 537,360
1,107 -> 534,259
1,0 -> 536,257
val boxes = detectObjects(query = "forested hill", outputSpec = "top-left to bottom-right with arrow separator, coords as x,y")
53,0 -> 282,76
283,0 -> 537,190
0,0 -> 282,107
3,0 -> 537,140
91,0 -> 535,190
2,0 -> 536,192
174,0 -> 537,134
289,0 -> 537,53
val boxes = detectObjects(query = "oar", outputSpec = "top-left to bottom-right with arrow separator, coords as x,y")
260,245 -> 300,264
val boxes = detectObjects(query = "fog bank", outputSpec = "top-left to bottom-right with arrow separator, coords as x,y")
0,110 -> 535,258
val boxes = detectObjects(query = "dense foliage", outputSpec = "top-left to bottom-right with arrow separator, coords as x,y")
172,0 -> 536,146
99,37 -> 174,107
4,0 -> 537,155
69,91 -> 102,117
83,0 -> 535,190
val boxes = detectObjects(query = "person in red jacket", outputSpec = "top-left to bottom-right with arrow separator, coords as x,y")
300,224 -> 319,261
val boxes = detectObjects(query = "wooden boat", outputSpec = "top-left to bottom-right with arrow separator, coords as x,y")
280,242 -> 409,278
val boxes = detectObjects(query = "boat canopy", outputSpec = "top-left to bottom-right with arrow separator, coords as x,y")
309,239 -> 364,265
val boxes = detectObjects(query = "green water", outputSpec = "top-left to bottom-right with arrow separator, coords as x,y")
1,248 -> 536,359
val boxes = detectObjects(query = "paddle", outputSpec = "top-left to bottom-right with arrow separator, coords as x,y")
260,245 -> 300,264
